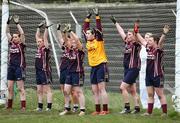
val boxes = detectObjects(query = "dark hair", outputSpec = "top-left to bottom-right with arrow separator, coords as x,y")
150,34 -> 160,44
13,32 -> 21,37
86,28 -> 95,35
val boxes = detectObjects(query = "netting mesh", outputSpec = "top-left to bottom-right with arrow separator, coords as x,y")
0,1 -> 176,93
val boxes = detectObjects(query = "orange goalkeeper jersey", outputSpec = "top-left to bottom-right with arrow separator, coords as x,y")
86,39 -> 107,67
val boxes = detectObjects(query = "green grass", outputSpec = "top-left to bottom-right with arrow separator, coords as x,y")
0,88 -> 180,123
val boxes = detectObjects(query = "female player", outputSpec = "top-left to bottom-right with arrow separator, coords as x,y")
6,15 -> 26,111
59,24 -> 86,116
139,32 -> 161,109
57,23 -> 79,113
35,21 -> 53,111
83,8 -> 109,115
110,16 -> 141,114
134,21 -> 170,116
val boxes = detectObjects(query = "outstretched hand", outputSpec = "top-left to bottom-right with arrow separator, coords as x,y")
13,15 -> 19,24
110,16 -> 117,24
45,20 -> 53,28
163,25 -> 170,34
7,16 -> 13,24
86,9 -> 92,19
134,19 -> 140,33
63,24 -> 71,33
66,24 -> 72,32
46,23 -> 53,28
38,20 -> 45,28
93,8 -> 99,16
57,23 -> 61,30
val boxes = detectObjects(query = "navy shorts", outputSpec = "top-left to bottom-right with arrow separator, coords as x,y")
146,75 -> 164,88
59,69 -> 68,85
65,72 -> 84,86
90,63 -> 109,84
7,66 -> 26,81
36,69 -> 52,85
123,68 -> 140,84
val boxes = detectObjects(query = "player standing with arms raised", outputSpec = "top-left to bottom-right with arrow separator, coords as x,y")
134,21 -> 170,116
110,17 -> 141,114
35,21 -> 53,111
6,15 -> 26,111
83,8 -> 109,115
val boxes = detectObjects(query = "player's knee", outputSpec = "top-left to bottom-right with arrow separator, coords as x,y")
62,90 -> 66,95
120,85 -> 125,93
99,87 -> 106,94
72,90 -> 78,97
43,89 -> 48,94
64,90 -> 70,96
47,89 -> 52,95
148,93 -> 154,98
92,88 -> 98,95
8,86 -> 13,93
37,89 -> 42,95
19,88 -> 25,94
130,89 -> 136,96
77,91 -> 83,98
158,94 -> 165,100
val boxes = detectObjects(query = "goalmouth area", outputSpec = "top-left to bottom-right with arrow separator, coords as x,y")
0,2 -> 176,92
0,2 -> 178,123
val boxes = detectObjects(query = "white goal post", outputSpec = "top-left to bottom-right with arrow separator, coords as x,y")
173,0 -> 180,112
0,0 -> 9,105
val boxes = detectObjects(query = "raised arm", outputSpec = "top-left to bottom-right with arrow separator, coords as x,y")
93,8 -> 102,32
63,32 -> 71,49
70,31 -> 83,50
6,16 -> 12,42
36,21 -> 44,44
110,16 -> 126,41
62,24 -> 72,49
158,25 -> 170,49
43,26 -> 49,48
57,23 -> 65,46
13,15 -> 25,44
134,20 -> 147,47
93,8 -> 103,41
136,33 -> 147,47
64,23 -> 82,50
83,10 -> 92,41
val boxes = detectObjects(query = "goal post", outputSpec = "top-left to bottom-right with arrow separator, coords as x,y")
69,11 -> 82,39
173,0 -> 180,112
0,0 -> 9,105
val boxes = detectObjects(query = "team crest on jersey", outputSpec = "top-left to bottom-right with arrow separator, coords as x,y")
86,41 -> 97,51
35,53 -> 41,58
124,44 -> 133,53
68,51 -> 77,60
147,47 -> 157,60
147,54 -> 155,60
10,44 -> 21,53
62,52 -> 69,58
124,48 -> 132,53
10,47 -> 20,53
35,49 -> 42,58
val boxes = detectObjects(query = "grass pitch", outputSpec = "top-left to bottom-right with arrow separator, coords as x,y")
0,88 -> 179,123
